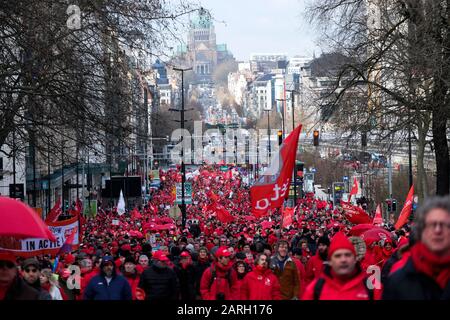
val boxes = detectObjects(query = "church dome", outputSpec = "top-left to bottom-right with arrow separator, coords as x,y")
190,8 -> 212,29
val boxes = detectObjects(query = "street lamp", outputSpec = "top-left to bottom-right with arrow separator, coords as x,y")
171,66 -> 193,229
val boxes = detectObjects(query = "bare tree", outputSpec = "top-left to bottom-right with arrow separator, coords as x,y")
306,0 -> 450,195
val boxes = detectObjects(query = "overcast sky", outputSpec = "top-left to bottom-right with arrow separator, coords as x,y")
195,0 -> 321,61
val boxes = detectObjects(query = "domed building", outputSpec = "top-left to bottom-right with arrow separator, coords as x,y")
178,9 -> 235,83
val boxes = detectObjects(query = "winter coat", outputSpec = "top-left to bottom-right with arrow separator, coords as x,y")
305,253 -> 325,285
193,259 -> 211,296
292,257 -> 307,297
84,273 -> 132,300
270,256 -> 299,300
175,263 -> 196,300
2,276 -> 40,300
123,271 -> 141,300
302,266 -> 382,300
138,263 -> 179,301
382,259 -> 450,300
200,262 -> 239,300
241,268 -> 282,300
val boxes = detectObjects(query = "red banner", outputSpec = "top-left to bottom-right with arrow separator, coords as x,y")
341,201 -> 372,224
0,216 -> 80,258
395,185 -> 414,230
282,207 -> 294,228
251,125 -> 302,217
348,177 -> 358,202
373,204 -> 383,225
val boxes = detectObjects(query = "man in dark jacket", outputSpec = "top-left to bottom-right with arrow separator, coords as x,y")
175,251 -> 196,300
21,258 -> 52,300
383,196 -> 450,300
138,250 -> 179,301
84,256 -> 132,300
0,253 -> 40,300
193,247 -> 210,299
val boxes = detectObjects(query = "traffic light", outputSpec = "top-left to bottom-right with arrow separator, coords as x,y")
386,199 -> 392,212
361,132 -> 367,147
313,130 -> 319,146
392,199 -> 397,212
296,161 -> 304,177
277,130 -> 283,146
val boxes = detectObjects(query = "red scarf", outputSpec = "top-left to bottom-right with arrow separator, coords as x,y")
41,282 -> 51,292
411,242 -> 450,289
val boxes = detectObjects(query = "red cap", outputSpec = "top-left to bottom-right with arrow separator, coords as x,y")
153,250 -> 169,262
328,232 -> 356,259
121,244 -> 131,251
0,252 -> 17,264
216,246 -> 231,258
180,251 -> 191,258
65,254 -> 75,265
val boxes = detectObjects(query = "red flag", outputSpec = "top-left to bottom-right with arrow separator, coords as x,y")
132,208 -> 142,219
251,124 -> 302,217
224,170 -> 232,180
207,191 -> 220,202
341,200 -> 372,224
45,197 -> 63,223
282,207 -> 294,228
348,177 -> 359,201
75,198 -> 83,214
395,185 -> 414,230
206,203 -> 235,224
373,204 -> 383,226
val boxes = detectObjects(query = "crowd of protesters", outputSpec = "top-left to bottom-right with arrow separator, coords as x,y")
0,165 -> 449,300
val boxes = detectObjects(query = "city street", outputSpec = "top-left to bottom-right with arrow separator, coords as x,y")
0,0 -> 449,305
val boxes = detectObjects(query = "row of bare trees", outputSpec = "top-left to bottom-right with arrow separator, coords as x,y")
0,0 -> 199,168
305,0 -> 450,196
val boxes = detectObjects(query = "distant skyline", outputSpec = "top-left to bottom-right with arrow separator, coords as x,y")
196,0 -> 321,61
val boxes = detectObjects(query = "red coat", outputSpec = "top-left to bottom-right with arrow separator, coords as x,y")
302,269 -> 382,300
305,254 -> 325,285
241,268 -> 282,300
292,257 -> 307,297
124,272 -> 140,300
200,262 -> 239,300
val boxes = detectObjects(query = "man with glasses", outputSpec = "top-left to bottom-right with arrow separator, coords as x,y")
21,258 -> 52,300
383,196 -> 450,300
0,253 -> 40,300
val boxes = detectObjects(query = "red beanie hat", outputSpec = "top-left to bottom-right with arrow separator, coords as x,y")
65,254 -> 75,265
328,232 -> 356,259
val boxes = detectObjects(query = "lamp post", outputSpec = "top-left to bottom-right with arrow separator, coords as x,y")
171,66 -> 193,229
287,89 -> 297,204
264,109 -> 271,162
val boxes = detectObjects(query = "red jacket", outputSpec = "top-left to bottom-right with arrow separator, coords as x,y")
200,262 -> 239,300
389,251 -> 411,275
241,268 -> 282,300
123,272 -> 140,300
77,269 -> 98,300
292,257 -> 307,297
305,254 -> 325,285
302,268 -> 382,300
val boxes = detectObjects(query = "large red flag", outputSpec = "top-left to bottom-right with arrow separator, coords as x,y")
373,204 -> 383,226
282,207 -> 294,228
341,200 -> 372,224
45,197 -> 63,223
251,124 -> 302,217
348,177 -> 359,202
395,185 -> 414,230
